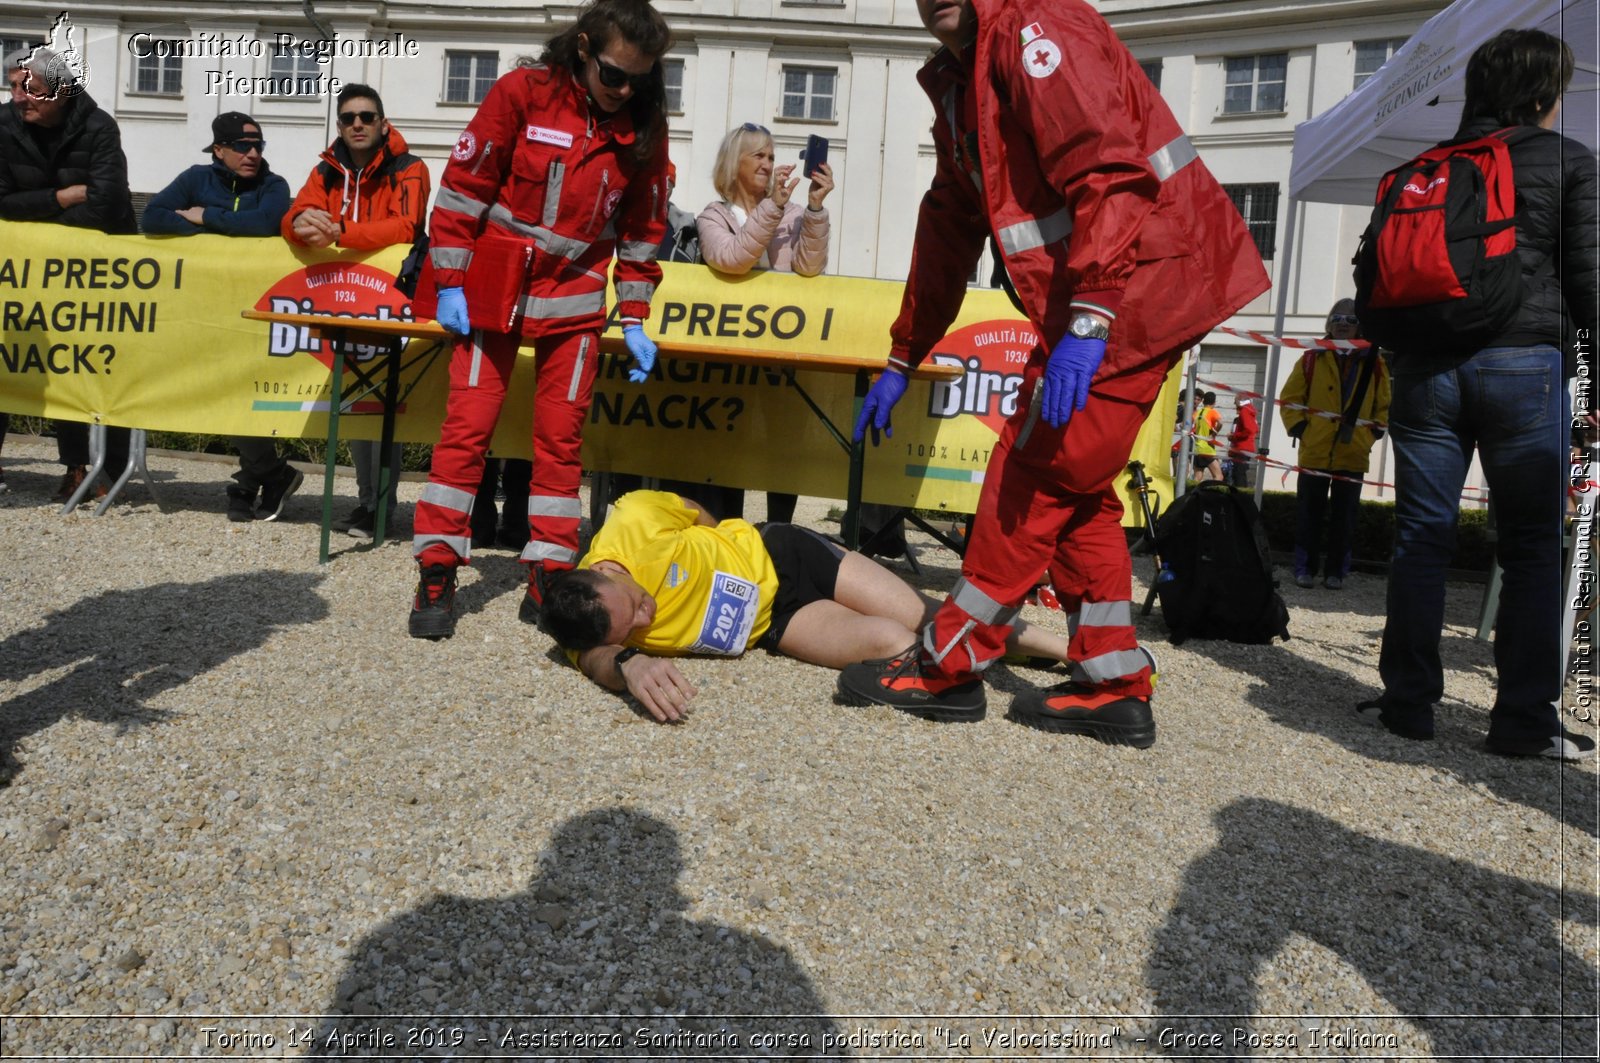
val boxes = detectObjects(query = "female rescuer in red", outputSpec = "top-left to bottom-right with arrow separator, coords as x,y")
409,0 -> 671,640
837,0 -> 1269,744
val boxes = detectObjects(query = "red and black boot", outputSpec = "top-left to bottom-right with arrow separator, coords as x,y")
408,563 -> 459,640
835,645 -> 987,722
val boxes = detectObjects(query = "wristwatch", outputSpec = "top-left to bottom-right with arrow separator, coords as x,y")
613,646 -> 642,680
1069,314 -> 1110,341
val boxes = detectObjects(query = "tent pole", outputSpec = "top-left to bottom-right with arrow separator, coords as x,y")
1255,194 -> 1302,508
1177,349 -> 1199,498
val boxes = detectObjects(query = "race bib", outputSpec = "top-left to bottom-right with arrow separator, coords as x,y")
689,571 -> 760,656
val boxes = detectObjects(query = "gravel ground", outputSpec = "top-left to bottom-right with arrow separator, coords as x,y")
0,435 -> 1595,1061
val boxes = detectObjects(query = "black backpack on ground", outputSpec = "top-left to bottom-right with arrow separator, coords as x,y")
1151,482 -> 1290,645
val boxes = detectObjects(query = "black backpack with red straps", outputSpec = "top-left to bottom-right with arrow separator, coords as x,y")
1352,128 -> 1532,356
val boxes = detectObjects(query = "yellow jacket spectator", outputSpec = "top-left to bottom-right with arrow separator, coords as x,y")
1278,299 -> 1392,590
1277,348 -> 1391,474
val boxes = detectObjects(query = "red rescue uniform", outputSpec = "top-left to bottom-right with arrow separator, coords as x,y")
895,0 -> 1270,690
414,62 -> 667,573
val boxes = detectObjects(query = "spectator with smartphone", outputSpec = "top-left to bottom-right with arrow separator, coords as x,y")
697,122 -> 832,278
696,122 -> 855,530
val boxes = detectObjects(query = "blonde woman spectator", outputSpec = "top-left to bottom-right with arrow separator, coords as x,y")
693,122 -> 843,529
697,122 -> 832,277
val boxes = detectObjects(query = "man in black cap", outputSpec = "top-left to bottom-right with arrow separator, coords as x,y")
144,112 -> 301,521
0,44 -> 137,501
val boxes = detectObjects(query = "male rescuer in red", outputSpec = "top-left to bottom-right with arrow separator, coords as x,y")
408,0 -> 672,639
837,0 -> 1269,745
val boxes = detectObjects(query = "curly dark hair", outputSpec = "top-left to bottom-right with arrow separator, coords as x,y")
538,569 -> 617,652
541,0 -> 672,167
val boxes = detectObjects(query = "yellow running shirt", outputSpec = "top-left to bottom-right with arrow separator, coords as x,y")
580,491 -> 779,656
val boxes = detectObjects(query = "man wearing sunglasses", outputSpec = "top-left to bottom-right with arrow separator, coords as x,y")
143,112 -> 289,237
283,84 -> 432,538
145,111 -> 301,523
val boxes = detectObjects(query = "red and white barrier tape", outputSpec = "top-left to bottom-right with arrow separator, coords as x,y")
1212,325 -> 1371,351
1193,376 -> 1390,433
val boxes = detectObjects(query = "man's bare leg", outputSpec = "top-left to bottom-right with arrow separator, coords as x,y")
829,552 -> 1070,664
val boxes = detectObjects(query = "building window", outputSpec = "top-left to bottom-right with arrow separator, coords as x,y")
1224,183 -> 1279,260
662,58 -> 684,113
265,45 -> 320,97
444,50 -> 497,104
2,37 -> 38,61
133,43 -> 183,95
1139,60 -> 1163,91
1354,37 -> 1407,89
1223,53 -> 1286,114
781,65 -> 836,121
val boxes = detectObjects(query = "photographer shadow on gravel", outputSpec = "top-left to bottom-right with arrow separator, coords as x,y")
1147,798 -> 1598,1059
0,570 -> 329,786
313,807 -> 844,1059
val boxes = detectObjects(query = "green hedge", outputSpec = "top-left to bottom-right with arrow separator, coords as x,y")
1256,489 -> 1493,573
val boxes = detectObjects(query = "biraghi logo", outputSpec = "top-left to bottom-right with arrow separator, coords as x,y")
252,262 -> 413,366
925,320 -> 1038,438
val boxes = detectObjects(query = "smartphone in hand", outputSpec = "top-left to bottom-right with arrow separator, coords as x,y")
801,135 -> 829,178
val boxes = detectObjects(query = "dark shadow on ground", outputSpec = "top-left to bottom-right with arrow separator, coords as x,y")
0,570 -> 328,785
448,553 -> 528,621
1147,798 -> 1598,1058
1142,610 -> 1598,838
312,807 -> 843,1058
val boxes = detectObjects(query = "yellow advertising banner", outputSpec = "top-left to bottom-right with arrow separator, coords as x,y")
0,222 -> 1178,523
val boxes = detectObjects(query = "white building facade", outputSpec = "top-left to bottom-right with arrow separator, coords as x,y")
4,0 -> 1462,495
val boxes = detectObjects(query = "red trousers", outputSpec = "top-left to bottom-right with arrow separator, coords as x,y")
924,359 -> 1169,696
414,328 -> 596,572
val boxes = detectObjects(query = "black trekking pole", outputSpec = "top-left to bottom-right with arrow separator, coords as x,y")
1127,460 -> 1167,616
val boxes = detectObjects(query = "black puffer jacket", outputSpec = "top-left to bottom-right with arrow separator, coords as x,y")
1458,118 -> 1598,375
0,90 -> 136,234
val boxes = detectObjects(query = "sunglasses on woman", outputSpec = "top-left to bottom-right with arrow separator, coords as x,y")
594,56 -> 654,93
1329,313 -> 1360,325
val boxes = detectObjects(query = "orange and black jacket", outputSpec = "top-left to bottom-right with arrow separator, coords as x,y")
282,124 -> 430,250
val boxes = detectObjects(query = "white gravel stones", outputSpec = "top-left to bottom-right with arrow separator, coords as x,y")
0,436 -> 1594,1058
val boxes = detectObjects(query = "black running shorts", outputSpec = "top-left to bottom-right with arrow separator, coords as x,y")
756,523 -> 845,650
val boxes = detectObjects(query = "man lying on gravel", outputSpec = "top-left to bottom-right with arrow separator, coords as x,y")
538,490 -> 1068,722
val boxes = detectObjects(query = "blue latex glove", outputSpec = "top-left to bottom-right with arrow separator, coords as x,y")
853,367 -> 909,445
435,286 -> 470,336
623,324 -> 657,384
1040,334 -> 1106,429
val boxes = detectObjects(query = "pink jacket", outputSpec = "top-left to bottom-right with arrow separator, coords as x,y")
696,198 -> 828,276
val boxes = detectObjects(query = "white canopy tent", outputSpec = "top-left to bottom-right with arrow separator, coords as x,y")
1253,0 -> 1598,502
1291,0 -> 1597,205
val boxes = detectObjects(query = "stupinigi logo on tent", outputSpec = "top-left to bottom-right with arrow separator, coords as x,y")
252,262 -> 413,368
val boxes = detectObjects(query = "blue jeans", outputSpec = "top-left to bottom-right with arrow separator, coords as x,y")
1379,345 -> 1567,742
